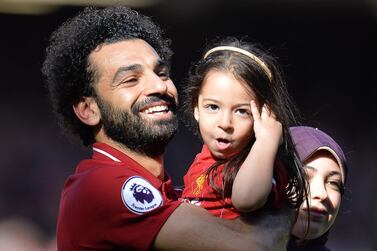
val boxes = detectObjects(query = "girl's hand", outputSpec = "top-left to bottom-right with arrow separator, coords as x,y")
250,100 -> 282,146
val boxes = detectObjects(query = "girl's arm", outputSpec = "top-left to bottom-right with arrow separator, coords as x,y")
232,100 -> 282,212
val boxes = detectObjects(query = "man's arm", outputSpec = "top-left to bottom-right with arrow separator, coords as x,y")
153,203 -> 295,251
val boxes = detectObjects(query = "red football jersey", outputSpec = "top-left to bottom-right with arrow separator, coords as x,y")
182,145 -> 287,219
57,142 -> 180,250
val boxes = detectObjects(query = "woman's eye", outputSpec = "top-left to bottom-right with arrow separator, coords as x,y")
327,180 -> 342,191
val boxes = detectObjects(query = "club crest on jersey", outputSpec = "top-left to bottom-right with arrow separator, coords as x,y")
121,176 -> 163,214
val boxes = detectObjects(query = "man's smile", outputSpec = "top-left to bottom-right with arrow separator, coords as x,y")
142,104 -> 169,114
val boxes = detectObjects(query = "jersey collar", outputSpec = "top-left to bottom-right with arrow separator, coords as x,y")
91,142 -> 168,181
92,142 -> 148,168
93,145 -> 121,162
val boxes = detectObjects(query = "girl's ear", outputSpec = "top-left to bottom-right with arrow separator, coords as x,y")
194,106 -> 199,122
73,97 -> 101,126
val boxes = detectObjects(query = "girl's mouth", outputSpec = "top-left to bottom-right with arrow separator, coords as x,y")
216,138 -> 231,150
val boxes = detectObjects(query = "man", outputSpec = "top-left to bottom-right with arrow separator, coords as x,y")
42,6 -> 293,250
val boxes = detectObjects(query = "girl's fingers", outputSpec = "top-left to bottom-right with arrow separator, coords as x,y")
262,104 -> 277,120
250,100 -> 261,121
261,105 -> 270,119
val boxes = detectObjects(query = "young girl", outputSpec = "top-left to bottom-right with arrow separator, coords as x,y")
287,126 -> 348,251
181,37 -> 308,219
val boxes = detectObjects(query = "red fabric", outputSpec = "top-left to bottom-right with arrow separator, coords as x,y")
272,158 -> 288,208
181,145 -> 287,219
57,142 -> 180,251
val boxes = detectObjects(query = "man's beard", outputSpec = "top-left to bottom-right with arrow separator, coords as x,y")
96,95 -> 178,157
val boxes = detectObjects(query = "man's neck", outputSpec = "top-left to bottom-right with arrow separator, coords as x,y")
96,133 -> 165,179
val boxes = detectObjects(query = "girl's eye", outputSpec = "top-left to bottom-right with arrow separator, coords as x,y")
236,109 -> 250,116
205,104 -> 218,111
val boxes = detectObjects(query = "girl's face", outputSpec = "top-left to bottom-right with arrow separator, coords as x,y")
292,151 -> 343,240
194,70 -> 256,159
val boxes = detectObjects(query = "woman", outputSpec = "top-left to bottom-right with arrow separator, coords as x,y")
288,126 -> 348,251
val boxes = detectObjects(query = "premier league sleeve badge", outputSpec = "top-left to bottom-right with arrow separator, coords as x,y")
121,176 -> 163,214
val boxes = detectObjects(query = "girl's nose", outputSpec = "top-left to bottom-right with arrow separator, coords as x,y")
218,112 -> 233,131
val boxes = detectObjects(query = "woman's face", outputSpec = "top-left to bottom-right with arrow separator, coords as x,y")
292,150 -> 343,240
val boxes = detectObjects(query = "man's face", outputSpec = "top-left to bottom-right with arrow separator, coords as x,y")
88,39 -> 178,156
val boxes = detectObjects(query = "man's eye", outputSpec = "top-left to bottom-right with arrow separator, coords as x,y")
158,70 -> 169,79
122,77 -> 138,84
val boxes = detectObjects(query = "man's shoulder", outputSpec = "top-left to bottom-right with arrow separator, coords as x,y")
62,159 -> 140,201
74,158 -> 129,179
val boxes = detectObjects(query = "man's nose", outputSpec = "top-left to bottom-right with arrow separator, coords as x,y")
145,72 -> 168,96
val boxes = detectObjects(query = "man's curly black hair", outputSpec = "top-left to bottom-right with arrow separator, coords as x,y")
42,6 -> 172,146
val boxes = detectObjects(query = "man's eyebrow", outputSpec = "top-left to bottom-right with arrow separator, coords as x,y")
112,64 -> 142,83
154,60 -> 169,70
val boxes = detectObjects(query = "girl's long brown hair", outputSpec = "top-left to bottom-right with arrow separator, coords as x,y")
182,36 -> 308,210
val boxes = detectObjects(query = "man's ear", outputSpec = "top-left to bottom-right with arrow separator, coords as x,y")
73,97 -> 101,126
194,106 -> 199,122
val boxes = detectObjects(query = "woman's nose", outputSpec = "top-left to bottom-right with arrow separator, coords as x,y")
310,178 -> 328,201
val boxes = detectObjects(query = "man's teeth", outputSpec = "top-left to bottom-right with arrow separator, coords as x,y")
143,105 -> 168,114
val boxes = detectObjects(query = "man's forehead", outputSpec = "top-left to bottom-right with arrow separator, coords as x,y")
89,39 -> 161,67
